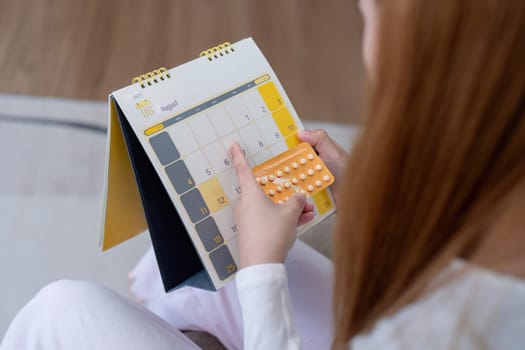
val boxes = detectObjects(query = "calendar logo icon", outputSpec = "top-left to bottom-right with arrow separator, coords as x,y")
135,99 -> 155,118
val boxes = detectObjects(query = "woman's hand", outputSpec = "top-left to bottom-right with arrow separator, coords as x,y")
231,143 -> 315,269
297,129 -> 348,203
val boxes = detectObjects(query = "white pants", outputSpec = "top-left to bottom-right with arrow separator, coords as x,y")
1,240 -> 333,349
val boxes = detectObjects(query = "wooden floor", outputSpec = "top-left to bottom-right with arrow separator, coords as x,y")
0,0 -> 365,124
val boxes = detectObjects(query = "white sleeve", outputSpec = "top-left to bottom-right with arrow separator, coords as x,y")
236,263 -> 301,350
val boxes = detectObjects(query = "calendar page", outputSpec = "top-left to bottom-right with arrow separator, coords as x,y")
108,38 -> 335,289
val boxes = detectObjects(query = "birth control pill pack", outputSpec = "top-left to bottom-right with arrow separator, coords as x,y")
253,143 -> 334,203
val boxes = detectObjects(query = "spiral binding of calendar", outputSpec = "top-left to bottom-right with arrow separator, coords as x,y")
131,67 -> 171,88
199,42 -> 234,61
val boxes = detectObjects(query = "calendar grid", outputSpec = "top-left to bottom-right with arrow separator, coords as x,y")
145,78 -> 334,286
144,76 -> 325,284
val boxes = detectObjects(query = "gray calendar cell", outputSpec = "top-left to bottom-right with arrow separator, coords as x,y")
166,160 -> 195,194
149,132 -> 180,165
209,245 -> 238,280
195,217 -> 223,252
180,188 -> 210,223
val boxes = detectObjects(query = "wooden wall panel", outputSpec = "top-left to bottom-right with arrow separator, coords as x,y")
0,0 -> 365,124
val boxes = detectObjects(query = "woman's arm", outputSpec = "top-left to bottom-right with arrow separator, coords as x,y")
229,130 -> 345,348
236,264 -> 300,350
230,142 -> 308,347
230,142 -> 311,269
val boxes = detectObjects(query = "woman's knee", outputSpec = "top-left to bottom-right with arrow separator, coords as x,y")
31,279 -> 109,314
2,280 -> 109,348
37,279 -> 99,300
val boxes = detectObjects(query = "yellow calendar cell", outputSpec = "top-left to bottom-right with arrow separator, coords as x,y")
285,133 -> 301,148
312,189 -> 333,215
199,177 -> 230,213
258,82 -> 285,111
272,107 -> 297,138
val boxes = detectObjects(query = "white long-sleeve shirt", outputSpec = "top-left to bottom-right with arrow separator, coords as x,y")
236,261 -> 525,349
236,264 -> 301,349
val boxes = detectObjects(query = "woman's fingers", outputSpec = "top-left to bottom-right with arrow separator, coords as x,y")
297,129 -> 341,157
230,142 -> 258,195
298,212 -> 315,226
298,201 -> 315,226
283,192 -> 307,216
297,129 -> 348,204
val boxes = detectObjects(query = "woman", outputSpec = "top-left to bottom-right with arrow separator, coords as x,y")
2,0 -> 524,349
233,1 -> 525,348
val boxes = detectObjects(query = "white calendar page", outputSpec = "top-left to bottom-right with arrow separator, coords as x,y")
111,38 -> 335,289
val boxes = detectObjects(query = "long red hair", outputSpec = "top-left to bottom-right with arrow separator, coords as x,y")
333,0 -> 525,346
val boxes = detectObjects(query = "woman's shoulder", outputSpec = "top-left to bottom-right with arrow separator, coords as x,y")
351,260 -> 525,350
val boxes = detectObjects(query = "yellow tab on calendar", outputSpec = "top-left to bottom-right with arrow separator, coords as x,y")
312,189 -> 333,215
254,74 -> 270,85
144,123 -> 164,136
258,82 -> 284,111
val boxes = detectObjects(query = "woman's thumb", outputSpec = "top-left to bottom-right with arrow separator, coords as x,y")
297,129 -> 339,156
284,192 -> 307,216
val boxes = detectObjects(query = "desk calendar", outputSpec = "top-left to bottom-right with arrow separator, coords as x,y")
100,38 -> 336,291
